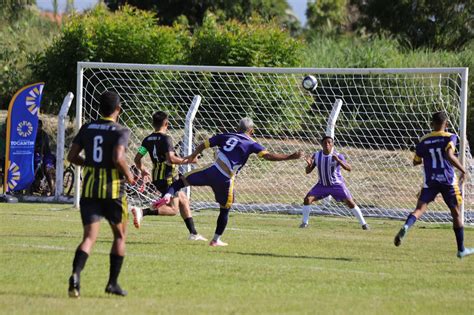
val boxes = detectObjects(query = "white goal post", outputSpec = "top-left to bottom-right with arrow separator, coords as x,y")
74,62 -> 472,223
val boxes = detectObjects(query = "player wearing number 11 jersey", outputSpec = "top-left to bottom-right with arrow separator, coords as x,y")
394,111 -> 473,258
153,117 -> 302,246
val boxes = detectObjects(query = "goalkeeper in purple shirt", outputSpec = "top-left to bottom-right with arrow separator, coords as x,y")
394,111 -> 473,259
153,117 -> 302,246
300,136 -> 369,230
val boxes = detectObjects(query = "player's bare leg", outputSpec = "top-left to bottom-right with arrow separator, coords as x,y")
106,222 -> 127,296
300,195 -> 317,228
344,198 -> 369,230
69,222 -> 100,298
132,197 -> 179,228
449,205 -> 474,258
394,200 -> 428,247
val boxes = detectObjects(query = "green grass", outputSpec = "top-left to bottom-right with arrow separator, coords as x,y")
0,203 -> 473,314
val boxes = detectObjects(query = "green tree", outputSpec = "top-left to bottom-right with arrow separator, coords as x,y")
354,0 -> 473,50
32,5 -> 190,112
104,0 -> 293,26
306,0 -> 348,35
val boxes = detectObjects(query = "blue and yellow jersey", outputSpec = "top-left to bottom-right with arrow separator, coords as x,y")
414,131 -> 458,187
72,118 -> 130,199
206,132 -> 267,177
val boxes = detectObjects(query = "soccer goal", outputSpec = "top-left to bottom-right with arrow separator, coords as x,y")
75,62 -> 472,223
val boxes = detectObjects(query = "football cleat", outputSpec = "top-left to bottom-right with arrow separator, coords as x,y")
188,234 -> 208,241
131,207 -> 143,229
209,239 -> 228,247
299,222 -> 309,228
151,194 -> 171,210
68,274 -> 80,298
394,226 -> 408,247
362,224 -> 370,230
105,283 -> 128,296
457,247 -> 474,259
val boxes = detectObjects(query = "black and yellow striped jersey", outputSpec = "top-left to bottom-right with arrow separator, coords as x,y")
137,132 -> 175,182
72,118 -> 130,199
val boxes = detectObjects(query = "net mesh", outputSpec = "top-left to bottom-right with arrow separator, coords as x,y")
79,64 -> 472,223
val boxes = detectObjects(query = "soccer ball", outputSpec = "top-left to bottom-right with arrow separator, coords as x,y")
302,75 -> 318,91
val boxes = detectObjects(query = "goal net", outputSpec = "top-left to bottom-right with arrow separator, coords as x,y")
76,63 -> 472,223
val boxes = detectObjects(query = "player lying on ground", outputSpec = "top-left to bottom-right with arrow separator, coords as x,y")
131,111 -> 206,241
153,117 -> 302,246
300,136 -> 369,230
67,91 -> 135,297
394,111 -> 473,259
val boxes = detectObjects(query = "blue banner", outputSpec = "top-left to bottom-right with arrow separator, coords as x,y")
3,83 -> 45,192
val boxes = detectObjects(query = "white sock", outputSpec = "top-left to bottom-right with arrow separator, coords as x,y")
302,205 -> 311,224
213,234 -> 221,242
351,205 -> 366,226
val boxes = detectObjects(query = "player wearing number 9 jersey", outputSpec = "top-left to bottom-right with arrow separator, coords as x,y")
394,111 -> 473,259
154,117 -> 302,246
67,91 -> 135,298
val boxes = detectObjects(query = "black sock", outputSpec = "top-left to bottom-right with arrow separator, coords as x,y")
108,254 -> 124,286
215,208 -> 230,236
72,248 -> 89,275
184,217 -> 197,235
143,208 -> 159,216
453,227 -> 465,252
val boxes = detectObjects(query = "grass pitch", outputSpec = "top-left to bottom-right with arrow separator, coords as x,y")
0,203 -> 473,314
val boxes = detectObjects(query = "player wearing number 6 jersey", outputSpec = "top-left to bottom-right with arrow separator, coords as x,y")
67,91 -> 135,297
153,117 -> 302,246
394,111 -> 473,259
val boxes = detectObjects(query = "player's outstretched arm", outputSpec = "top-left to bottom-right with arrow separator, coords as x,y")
333,154 -> 352,171
304,156 -> 315,174
133,152 -> 151,180
114,145 -> 134,184
261,151 -> 302,161
67,143 -> 85,166
446,148 -> 467,181
166,151 -> 196,165
186,142 -> 207,162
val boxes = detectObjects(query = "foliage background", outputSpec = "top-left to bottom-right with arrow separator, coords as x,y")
0,0 -> 472,147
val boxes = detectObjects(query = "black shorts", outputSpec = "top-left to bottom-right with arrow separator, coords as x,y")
80,196 -> 128,226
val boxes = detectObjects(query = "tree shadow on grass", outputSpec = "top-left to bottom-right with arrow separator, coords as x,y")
224,251 -> 354,262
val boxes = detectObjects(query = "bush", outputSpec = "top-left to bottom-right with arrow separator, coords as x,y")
189,13 -> 303,67
0,6 -> 59,109
32,5 -> 190,112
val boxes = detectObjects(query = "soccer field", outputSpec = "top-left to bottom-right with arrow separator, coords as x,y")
0,204 -> 473,314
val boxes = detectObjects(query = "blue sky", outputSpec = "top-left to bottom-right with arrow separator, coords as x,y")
36,0 -> 308,25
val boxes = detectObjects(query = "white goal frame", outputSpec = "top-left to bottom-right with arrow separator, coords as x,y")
74,62 -> 470,223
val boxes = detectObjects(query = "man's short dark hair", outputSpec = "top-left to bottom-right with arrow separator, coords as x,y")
432,111 -> 448,125
152,111 -> 168,129
99,91 -> 121,117
321,135 -> 333,143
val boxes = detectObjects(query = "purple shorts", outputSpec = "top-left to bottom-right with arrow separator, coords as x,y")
306,183 -> 352,202
184,165 -> 234,209
418,183 -> 462,209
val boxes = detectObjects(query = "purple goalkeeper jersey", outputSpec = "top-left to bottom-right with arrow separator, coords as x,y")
206,132 -> 267,178
414,131 -> 458,187
312,150 -> 346,187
